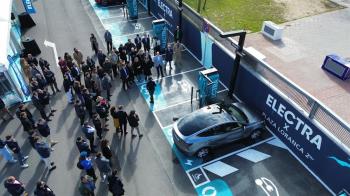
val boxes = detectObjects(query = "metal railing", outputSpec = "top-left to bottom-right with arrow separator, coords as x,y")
181,2 -> 350,154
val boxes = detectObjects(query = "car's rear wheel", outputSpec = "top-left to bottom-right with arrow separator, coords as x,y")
250,129 -> 262,140
196,148 -> 210,158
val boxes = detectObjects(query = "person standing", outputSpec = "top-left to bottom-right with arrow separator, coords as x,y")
110,106 -> 120,133
82,88 -> 93,118
119,61 -> 129,91
92,114 -> 103,140
173,41 -> 183,66
33,136 -> 57,172
79,175 -> 96,196
143,55 -> 153,81
75,100 -> 86,126
16,103 -> 35,124
153,51 -> 164,78
97,50 -> 107,67
104,30 -> 113,54
32,91 -> 49,120
95,96 -> 109,129
4,176 -> 28,196
76,136 -> 91,155
134,34 -> 142,51
27,53 -> 38,66
100,139 -> 112,164
142,33 -> 151,52
38,57 -> 51,72
38,89 -> 56,116
101,73 -> 112,101
107,170 -> 125,196
20,58 -> 31,82
79,154 -> 97,180
63,75 -> 74,104
43,68 -> 60,94
116,105 -> 128,134
0,139 -> 17,163
82,122 -> 96,151
174,25 -> 182,43
90,33 -> 99,55
128,110 -> 143,137
37,118 -> 58,148
146,77 -> 156,104
0,98 -> 14,120
19,112 -> 35,133
5,135 -> 29,168
95,152 -> 111,182
165,44 -> 174,70
109,49 -> 119,78
34,181 -> 55,196
73,48 -> 84,69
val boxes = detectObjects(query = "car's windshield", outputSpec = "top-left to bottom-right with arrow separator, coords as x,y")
224,105 -> 247,123
177,115 -> 212,136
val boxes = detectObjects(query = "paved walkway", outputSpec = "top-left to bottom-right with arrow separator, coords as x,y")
0,0 -> 193,195
245,6 -> 350,124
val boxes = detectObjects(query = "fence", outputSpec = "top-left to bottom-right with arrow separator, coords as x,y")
181,2 -> 350,153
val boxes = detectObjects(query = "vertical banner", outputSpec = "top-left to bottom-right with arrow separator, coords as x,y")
152,19 -> 167,51
127,0 -> 138,19
22,0 -> 36,14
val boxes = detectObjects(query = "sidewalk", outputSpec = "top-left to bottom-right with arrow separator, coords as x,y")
245,6 -> 350,124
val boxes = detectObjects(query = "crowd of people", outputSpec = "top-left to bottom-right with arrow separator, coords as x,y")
0,24 -> 184,195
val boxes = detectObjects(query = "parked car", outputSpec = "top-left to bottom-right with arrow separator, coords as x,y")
172,102 -> 265,158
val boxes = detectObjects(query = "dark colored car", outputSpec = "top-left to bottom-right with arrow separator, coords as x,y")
173,103 -> 265,158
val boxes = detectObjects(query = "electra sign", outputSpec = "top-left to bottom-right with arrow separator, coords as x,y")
157,0 -> 173,19
265,94 -> 322,151
22,0 -> 36,14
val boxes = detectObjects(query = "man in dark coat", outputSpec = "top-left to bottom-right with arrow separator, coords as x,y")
37,118 -> 58,148
174,25 -> 182,43
165,44 -> 174,70
33,136 -> 57,171
32,91 -> 49,120
82,88 -> 93,118
104,30 -> 113,54
16,103 -> 34,124
97,50 -> 107,67
141,33 -> 151,52
92,114 -> 103,139
76,136 -> 91,155
119,62 -> 129,91
115,105 -> 128,134
107,170 -> 124,196
134,34 -> 142,51
146,77 -> 156,104
43,68 -> 60,94
75,100 -> 86,126
0,98 -> 13,120
34,181 -> 55,196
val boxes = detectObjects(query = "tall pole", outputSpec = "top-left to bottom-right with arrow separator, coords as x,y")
220,30 -> 247,97
178,0 -> 183,38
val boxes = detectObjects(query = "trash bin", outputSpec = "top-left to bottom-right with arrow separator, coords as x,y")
18,12 -> 36,29
22,38 -> 41,56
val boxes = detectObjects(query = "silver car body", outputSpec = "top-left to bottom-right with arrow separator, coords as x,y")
172,103 -> 264,157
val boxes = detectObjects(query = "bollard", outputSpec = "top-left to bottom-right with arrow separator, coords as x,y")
191,86 -> 194,104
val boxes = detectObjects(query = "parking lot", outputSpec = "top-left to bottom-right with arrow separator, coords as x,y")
88,1 -> 331,195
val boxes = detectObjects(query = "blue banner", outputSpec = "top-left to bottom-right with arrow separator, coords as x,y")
22,0 -> 36,14
235,66 -> 350,194
127,0 -> 138,19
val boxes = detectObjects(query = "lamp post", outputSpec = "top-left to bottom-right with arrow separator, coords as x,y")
220,30 -> 247,97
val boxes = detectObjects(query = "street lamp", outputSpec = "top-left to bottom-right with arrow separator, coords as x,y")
220,30 -> 247,97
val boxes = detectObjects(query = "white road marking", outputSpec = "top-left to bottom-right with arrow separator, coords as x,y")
44,40 -> 59,66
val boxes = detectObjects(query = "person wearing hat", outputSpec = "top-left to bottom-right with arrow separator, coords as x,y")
146,77 -> 156,104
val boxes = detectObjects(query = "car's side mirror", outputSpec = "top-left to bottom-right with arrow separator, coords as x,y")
173,117 -> 179,122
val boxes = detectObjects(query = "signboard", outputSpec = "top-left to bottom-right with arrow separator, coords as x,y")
127,0 -> 138,19
235,66 -> 350,194
22,0 -> 36,14
322,55 -> 350,80
152,19 -> 167,51
150,0 -> 179,33
198,68 -> 219,107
